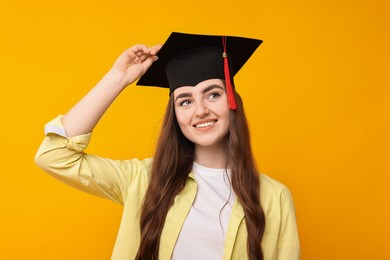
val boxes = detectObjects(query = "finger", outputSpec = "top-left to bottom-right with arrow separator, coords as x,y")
121,44 -> 157,64
131,44 -> 149,52
137,53 -> 150,62
138,44 -> 162,55
142,56 -> 159,72
122,44 -> 148,59
134,50 -> 145,58
135,48 -> 155,58
149,44 -> 163,55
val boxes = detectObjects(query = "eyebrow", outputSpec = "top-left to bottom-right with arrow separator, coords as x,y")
174,84 -> 224,102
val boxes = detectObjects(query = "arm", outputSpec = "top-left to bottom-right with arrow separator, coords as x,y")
35,117 -> 152,204
35,44 -> 160,203
63,44 -> 161,137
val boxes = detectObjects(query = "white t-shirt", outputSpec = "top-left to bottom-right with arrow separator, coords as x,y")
171,162 -> 236,260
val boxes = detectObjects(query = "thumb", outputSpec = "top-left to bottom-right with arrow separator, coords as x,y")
142,55 -> 159,73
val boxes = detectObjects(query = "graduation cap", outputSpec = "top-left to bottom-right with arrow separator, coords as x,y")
137,32 -> 262,110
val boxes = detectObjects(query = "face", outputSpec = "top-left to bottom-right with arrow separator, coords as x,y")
173,78 -> 230,149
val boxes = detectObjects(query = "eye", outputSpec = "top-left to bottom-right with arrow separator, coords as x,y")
180,99 -> 192,107
208,92 -> 221,100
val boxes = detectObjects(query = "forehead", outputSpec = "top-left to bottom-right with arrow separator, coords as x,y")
173,78 -> 225,97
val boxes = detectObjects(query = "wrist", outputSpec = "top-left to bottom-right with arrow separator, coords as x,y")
103,69 -> 128,90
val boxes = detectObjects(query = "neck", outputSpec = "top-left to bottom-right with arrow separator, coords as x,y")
194,142 -> 228,169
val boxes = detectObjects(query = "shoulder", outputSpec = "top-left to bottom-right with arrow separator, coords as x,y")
259,173 -> 295,215
122,157 -> 153,179
118,158 -> 153,202
131,157 -> 153,169
259,173 -> 290,196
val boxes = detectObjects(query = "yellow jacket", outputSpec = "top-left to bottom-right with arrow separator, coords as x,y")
35,116 -> 300,260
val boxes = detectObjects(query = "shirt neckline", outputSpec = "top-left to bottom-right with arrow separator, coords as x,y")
193,161 -> 231,176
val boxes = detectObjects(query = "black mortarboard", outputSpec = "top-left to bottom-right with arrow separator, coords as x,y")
137,32 -> 262,110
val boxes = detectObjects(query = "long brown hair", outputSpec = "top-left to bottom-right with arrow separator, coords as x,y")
136,90 -> 265,260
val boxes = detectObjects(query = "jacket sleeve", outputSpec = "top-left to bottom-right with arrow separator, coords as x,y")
277,188 -> 301,260
34,115 -> 150,205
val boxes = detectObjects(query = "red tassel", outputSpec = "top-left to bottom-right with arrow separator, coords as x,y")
222,36 -> 237,110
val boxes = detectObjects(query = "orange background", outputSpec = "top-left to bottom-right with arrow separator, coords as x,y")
1,0 -> 389,259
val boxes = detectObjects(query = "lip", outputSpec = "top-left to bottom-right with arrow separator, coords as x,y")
192,119 -> 218,129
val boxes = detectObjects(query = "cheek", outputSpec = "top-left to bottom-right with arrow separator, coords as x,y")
216,104 -> 231,120
175,109 -> 190,129
220,109 -> 231,131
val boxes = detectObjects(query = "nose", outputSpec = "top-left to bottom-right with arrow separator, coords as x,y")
194,101 -> 210,117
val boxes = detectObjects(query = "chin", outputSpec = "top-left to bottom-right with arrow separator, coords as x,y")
192,137 -> 227,149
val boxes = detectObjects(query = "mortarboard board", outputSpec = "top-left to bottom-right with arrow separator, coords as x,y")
137,32 -> 262,110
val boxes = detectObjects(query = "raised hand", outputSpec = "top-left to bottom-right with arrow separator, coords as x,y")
62,43 -> 161,137
111,44 -> 162,87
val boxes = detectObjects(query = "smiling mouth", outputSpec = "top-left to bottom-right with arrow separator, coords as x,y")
194,120 -> 217,128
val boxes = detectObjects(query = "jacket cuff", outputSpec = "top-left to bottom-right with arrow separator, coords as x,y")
44,115 -> 92,152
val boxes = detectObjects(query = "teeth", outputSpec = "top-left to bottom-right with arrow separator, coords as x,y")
196,121 -> 215,128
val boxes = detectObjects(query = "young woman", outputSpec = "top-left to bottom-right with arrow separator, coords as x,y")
35,32 -> 300,260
